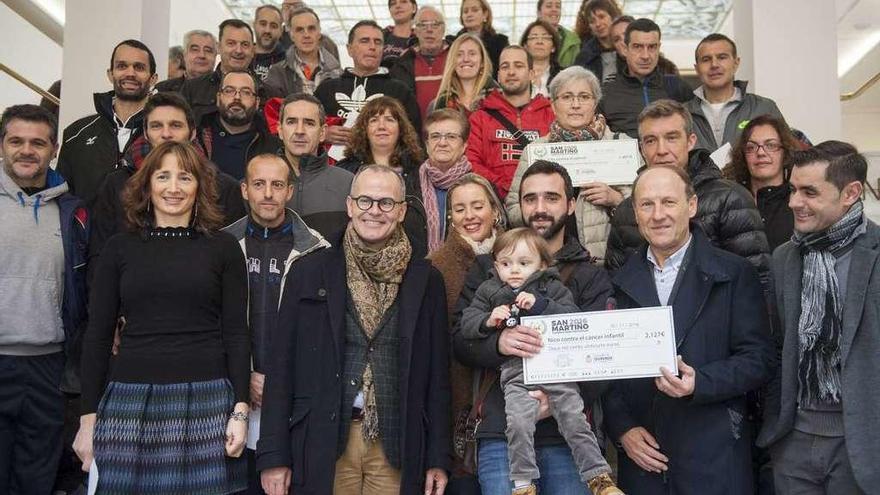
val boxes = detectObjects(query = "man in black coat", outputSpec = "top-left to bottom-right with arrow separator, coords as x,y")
606,165 -> 774,494
453,160 -> 613,494
597,18 -> 691,138
606,99 -> 771,292
258,165 -> 450,495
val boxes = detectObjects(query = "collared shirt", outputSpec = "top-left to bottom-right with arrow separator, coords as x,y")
112,97 -> 143,153
292,49 -> 327,95
646,235 -> 692,305
695,85 -> 743,147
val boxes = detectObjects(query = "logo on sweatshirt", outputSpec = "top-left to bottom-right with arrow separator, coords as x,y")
335,83 -> 384,118
86,136 -> 98,146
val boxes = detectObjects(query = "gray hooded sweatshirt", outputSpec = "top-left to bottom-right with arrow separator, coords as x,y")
0,169 -> 67,355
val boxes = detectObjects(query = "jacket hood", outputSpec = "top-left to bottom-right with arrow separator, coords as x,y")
555,235 -> 592,264
0,167 -> 69,223
223,208 -> 330,256
686,148 -> 722,189
340,67 -> 390,79
482,89 -> 552,113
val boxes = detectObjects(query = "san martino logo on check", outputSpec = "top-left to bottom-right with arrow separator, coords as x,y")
551,317 -> 590,333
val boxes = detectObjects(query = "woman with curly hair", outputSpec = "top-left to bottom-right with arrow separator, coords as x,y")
521,19 -> 562,98
573,0 -> 623,82
336,96 -> 430,258
430,33 -> 497,116
74,141 -> 250,493
723,114 -> 801,250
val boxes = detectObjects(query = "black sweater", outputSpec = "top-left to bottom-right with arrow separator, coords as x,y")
81,228 -> 250,413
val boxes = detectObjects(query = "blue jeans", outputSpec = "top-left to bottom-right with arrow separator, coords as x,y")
477,439 -> 589,495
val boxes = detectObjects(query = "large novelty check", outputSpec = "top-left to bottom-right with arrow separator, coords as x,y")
521,307 -> 677,385
524,139 -> 640,186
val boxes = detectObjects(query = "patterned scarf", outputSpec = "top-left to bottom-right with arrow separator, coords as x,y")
546,114 -> 607,143
790,201 -> 866,405
419,155 -> 471,253
343,223 -> 412,441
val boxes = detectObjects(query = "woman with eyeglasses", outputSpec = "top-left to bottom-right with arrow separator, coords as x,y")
73,142 -> 249,493
430,33 -> 498,116
417,109 -> 476,254
506,66 -> 631,262
521,19 -> 562,98
723,115 -> 802,250
336,96 -> 430,258
446,0 -> 508,77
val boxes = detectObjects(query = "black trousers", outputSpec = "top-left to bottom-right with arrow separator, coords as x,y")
0,352 -> 65,495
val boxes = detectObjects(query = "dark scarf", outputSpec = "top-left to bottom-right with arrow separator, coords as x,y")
546,114 -> 606,142
343,224 -> 411,440
790,201 -> 866,405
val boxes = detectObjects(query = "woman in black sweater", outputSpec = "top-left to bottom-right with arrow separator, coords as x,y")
73,141 -> 250,493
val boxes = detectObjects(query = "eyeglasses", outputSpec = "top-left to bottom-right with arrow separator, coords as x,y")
744,141 -> 782,155
415,21 -> 444,30
350,195 -> 405,212
554,93 -> 595,105
219,86 -> 256,99
526,34 -> 554,42
427,132 -> 462,142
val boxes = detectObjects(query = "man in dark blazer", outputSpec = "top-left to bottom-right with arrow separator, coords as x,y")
257,165 -> 451,495
758,145 -> 877,494
605,165 -> 774,494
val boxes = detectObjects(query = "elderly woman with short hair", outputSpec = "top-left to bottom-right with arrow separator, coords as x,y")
505,65 -> 631,261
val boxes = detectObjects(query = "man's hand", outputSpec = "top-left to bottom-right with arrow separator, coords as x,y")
72,413 -> 97,472
250,372 -> 265,409
528,390 -> 552,420
620,427 -> 668,473
655,356 -> 696,398
424,467 -> 448,495
262,466 -> 292,495
325,125 -> 351,146
515,291 -> 536,310
497,325 -> 543,358
487,305 -> 511,328
580,182 -> 624,207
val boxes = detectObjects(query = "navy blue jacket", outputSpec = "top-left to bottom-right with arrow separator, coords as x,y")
605,227 -> 774,494
51,169 -> 90,392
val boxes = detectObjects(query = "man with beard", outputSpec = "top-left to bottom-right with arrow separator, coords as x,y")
453,159 -> 613,494
466,45 -> 555,199
195,70 -> 281,180
181,19 -> 256,122
251,5 -> 286,81
57,39 -> 157,205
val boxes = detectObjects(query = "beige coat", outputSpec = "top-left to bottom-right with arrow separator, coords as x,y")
504,131 -> 635,261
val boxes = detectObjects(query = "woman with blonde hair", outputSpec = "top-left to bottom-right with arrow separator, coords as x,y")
336,96 -> 431,258
429,172 -> 507,494
430,33 -> 497,116
74,141 -> 249,493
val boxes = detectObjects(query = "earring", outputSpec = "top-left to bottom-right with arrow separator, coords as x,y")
146,200 -> 152,213
191,203 -> 199,225
494,216 -> 501,226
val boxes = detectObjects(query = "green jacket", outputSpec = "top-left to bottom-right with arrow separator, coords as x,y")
557,26 -> 582,68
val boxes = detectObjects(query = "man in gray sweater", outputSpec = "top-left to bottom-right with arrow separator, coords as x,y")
758,146 -> 877,494
0,105 -> 89,492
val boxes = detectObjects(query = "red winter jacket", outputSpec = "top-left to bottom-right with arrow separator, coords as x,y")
466,90 -> 554,199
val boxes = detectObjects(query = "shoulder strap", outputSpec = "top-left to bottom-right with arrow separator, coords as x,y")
484,108 -> 532,150
471,368 -> 498,420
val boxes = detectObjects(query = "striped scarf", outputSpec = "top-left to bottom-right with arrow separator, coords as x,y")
419,155 -> 471,253
791,201 -> 866,405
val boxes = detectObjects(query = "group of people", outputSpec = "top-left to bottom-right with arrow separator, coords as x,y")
1,1 -> 877,495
